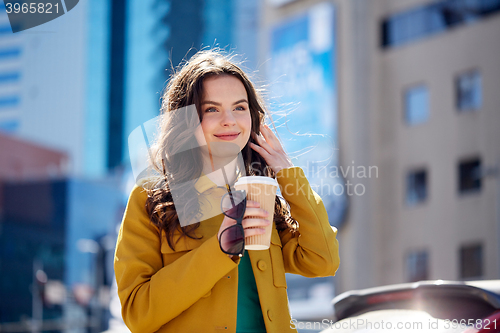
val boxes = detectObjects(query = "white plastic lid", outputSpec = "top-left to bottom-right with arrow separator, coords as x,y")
234,176 -> 278,187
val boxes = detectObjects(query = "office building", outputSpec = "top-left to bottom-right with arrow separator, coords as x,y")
262,0 -> 500,294
334,0 -> 500,292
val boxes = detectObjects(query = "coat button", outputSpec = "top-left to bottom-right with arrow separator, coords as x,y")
267,309 -> 273,321
257,260 -> 267,271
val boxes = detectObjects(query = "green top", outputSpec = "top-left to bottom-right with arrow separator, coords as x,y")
236,253 -> 267,333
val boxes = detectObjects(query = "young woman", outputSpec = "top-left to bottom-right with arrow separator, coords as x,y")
114,50 -> 339,333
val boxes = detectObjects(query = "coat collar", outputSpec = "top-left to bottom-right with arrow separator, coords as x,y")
194,168 -> 244,195
194,173 -> 220,194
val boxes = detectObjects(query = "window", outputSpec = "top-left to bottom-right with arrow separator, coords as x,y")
406,169 -> 428,206
456,70 -> 482,111
0,72 -> 20,84
0,96 -> 20,108
0,120 -> 19,133
406,250 -> 429,282
405,85 -> 429,125
458,158 -> 482,193
382,0 -> 500,48
460,243 -> 483,279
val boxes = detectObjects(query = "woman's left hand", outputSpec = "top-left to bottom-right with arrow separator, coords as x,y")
249,124 -> 293,174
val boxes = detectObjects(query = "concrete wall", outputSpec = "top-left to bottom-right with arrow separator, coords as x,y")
262,0 -> 500,293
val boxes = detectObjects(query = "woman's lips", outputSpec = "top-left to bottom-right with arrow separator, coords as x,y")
214,132 -> 240,141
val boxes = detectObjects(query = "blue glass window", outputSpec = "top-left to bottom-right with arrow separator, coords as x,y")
0,25 -> 12,35
0,72 -> 20,83
458,158 -> 482,193
0,119 -> 19,133
0,49 -> 21,59
405,85 -> 429,125
406,169 -> 428,206
456,70 -> 482,111
460,243 -> 483,278
382,0 -> 500,48
0,96 -> 20,108
406,250 -> 429,282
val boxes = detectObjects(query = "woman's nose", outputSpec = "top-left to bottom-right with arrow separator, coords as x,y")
220,110 -> 236,126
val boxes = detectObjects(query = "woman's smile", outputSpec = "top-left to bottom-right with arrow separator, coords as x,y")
214,132 -> 241,141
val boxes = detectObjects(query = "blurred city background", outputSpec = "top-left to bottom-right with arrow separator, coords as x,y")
0,0 -> 499,332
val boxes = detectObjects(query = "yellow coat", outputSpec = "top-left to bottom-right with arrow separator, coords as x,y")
114,167 -> 339,333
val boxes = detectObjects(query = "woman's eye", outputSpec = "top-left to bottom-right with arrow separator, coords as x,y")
205,107 -> 217,113
235,106 -> 246,111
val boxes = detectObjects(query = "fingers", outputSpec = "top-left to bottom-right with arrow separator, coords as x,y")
219,200 -> 267,225
242,217 -> 270,229
249,141 -> 270,159
243,215 -> 270,237
243,205 -> 268,218
260,124 -> 283,152
219,213 -> 269,240
243,226 -> 267,237
251,131 -> 273,155
243,201 -> 268,220
255,124 -> 284,152
245,200 -> 261,208
242,200 -> 270,236
254,126 -> 274,151
250,123 -> 289,162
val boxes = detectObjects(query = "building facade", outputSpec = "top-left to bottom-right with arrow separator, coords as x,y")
336,0 -> 500,293
0,0 -> 167,178
262,0 -> 500,294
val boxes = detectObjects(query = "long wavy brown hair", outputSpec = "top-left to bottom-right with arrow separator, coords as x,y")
145,50 -> 297,251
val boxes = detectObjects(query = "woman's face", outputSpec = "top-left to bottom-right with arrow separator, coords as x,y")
195,75 -> 252,154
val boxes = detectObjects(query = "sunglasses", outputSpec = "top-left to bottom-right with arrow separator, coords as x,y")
219,190 -> 247,257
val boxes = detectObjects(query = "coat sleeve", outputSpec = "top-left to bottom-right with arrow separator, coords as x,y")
114,185 -> 237,333
275,167 -> 340,277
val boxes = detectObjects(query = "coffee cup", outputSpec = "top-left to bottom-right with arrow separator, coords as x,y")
234,176 -> 278,250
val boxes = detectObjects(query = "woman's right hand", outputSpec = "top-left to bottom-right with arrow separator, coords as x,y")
217,200 -> 270,257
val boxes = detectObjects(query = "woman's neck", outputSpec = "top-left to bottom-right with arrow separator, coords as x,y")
202,154 -> 241,187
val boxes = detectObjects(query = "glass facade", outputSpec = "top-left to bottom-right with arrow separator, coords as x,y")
0,178 -> 123,329
382,0 -> 500,48
405,85 -> 429,125
0,181 -> 67,324
107,0 -> 127,170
